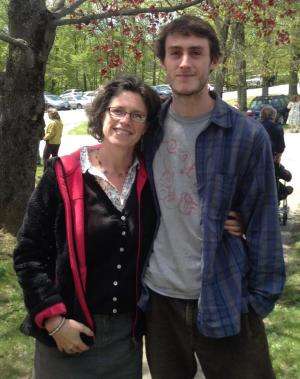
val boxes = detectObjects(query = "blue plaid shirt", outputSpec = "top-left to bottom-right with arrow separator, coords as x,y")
141,93 -> 285,338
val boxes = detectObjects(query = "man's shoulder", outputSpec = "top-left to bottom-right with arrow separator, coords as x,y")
212,96 -> 263,133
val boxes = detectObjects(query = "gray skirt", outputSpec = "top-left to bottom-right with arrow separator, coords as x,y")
33,314 -> 142,379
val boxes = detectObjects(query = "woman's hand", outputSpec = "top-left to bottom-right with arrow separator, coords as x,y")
45,316 -> 94,354
224,211 -> 244,237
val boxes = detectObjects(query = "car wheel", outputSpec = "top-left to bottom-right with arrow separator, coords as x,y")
77,104 -> 83,109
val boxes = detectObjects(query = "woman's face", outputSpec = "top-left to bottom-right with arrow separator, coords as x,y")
101,91 -> 148,150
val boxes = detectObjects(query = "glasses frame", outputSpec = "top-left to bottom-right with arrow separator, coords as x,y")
107,107 -> 147,124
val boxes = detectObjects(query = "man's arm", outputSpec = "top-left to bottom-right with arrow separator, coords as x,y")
238,127 -> 285,317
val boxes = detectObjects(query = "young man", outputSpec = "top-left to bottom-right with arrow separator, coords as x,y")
141,16 -> 285,379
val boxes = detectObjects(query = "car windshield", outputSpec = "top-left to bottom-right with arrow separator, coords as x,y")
46,95 -> 62,100
251,98 -> 272,108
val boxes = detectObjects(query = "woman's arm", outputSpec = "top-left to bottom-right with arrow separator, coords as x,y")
13,166 -> 65,321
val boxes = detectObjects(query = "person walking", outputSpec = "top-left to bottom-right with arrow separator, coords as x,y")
13,77 -> 160,379
260,105 -> 293,200
141,15 -> 285,379
43,108 -> 64,170
286,95 -> 300,132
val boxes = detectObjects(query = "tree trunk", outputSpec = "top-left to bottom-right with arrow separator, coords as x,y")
232,22 -> 247,111
288,53 -> 299,96
213,18 -> 230,97
0,0 -> 57,233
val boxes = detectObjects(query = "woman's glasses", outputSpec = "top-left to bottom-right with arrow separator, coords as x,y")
108,107 -> 146,124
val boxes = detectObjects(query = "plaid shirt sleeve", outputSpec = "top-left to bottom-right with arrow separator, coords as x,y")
238,126 -> 285,317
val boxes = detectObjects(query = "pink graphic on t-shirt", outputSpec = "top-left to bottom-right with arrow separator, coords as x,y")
156,138 -> 198,215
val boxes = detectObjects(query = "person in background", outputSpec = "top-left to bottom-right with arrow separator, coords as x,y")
287,95 -> 300,133
260,105 -> 293,200
141,15 -> 285,379
43,108 -> 64,170
260,105 -> 285,163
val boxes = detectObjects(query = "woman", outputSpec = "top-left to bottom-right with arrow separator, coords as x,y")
287,95 -> 300,132
43,108 -> 64,170
14,76 -> 242,379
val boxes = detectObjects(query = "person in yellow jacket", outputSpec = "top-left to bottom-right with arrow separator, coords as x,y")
43,108 -> 64,170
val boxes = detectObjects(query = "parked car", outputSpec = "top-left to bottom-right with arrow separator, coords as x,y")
44,94 -> 71,111
151,84 -> 172,102
246,76 -> 263,88
247,95 -> 289,124
61,94 -> 90,109
83,90 -> 97,103
60,89 -> 83,97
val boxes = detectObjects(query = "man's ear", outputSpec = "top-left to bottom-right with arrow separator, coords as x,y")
160,58 -> 166,70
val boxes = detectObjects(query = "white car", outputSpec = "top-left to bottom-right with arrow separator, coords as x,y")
61,89 -> 83,97
61,94 -> 90,109
246,76 -> 262,88
83,91 -> 97,104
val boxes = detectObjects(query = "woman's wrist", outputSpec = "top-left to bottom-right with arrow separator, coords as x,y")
45,315 -> 63,333
48,317 -> 66,336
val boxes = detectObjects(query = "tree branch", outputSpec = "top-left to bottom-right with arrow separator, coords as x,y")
0,32 -> 29,49
55,0 -> 205,26
55,0 -> 87,19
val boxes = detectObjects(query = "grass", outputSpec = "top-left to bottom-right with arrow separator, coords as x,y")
266,233 -> 300,379
0,230 -> 34,379
1,217 -> 299,378
68,121 -> 88,135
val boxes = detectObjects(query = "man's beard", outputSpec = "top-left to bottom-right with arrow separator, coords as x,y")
171,79 -> 208,97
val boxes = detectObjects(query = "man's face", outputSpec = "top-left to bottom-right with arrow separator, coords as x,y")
161,33 -> 218,97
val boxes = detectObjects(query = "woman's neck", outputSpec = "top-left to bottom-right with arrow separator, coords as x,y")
90,143 -> 135,177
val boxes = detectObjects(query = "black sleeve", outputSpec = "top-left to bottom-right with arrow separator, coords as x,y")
13,165 -> 65,318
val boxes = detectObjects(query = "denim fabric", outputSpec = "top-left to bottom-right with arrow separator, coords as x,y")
33,314 -> 142,379
146,290 -> 275,379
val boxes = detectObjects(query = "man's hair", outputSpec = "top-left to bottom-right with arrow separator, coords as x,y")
260,105 -> 277,121
155,15 -> 221,62
86,76 -> 161,141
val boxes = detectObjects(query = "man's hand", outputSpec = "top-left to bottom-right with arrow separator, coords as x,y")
224,211 -> 244,237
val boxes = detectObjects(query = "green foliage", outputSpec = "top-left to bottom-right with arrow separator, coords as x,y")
45,25 -> 102,94
266,239 -> 300,378
68,121 -> 88,135
0,230 -> 34,379
0,0 -> 8,71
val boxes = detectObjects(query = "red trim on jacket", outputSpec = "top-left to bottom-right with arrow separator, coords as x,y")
132,159 -> 147,338
35,303 -> 67,329
55,149 -> 94,331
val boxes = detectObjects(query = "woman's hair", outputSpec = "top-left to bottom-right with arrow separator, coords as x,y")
86,76 -> 161,141
47,108 -> 60,120
155,15 -> 221,63
260,105 -> 277,121
291,95 -> 299,102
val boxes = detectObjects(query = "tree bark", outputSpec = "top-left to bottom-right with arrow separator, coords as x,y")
288,53 -> 299,96
232,22 -> 247,111
0,0 -> 57,233
213,18 -> 230,97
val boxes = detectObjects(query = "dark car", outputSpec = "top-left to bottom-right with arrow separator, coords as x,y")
151,84 -> 172,102
247,95 -> 289,124
44,94 -> 71,111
